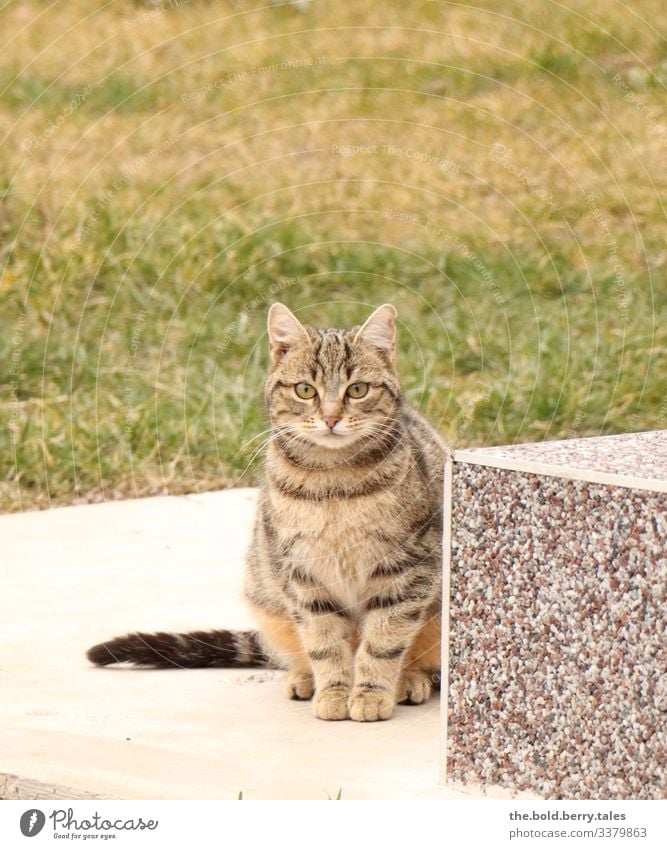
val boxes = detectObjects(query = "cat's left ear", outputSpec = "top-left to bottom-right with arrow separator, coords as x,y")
354,304 -> 397,355
267,302 -> 309,366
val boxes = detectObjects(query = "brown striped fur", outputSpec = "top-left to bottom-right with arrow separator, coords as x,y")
87,303 -> 448,722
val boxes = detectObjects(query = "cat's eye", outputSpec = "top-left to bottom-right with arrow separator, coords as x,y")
346,382 -> 369,399
294,382 -> 317,399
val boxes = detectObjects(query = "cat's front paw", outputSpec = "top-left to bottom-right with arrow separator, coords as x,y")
397,670 -> 433,705
313,687 -> 350,720
348,689 -> 395,722
284,668 -> 314,701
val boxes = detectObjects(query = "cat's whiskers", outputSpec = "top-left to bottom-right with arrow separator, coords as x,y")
330,423 -> 400,467
235,425 -> 299,479
237,426 -> 282,453
234,426 -> 294,463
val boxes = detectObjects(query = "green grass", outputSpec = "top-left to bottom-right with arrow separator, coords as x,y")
1,0 -> 665,512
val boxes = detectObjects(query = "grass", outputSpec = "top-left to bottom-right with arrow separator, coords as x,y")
1,0 -> 666,512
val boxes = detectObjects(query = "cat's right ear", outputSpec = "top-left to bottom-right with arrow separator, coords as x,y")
267,303 -> 309,366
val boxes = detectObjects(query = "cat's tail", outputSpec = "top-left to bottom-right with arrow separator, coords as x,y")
86,629 -> 277,669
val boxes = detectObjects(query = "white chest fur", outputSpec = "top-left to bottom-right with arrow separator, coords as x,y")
272,493 -> 394,618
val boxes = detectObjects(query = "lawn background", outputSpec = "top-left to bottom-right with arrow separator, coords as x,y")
1,0 -> 665,512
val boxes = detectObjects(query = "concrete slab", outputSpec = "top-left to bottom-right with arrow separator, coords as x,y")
1,489 -> 514,800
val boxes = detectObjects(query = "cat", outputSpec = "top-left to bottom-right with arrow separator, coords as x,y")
87,303 -> 448,722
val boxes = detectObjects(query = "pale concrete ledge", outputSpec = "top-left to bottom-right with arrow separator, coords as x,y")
2,489 -> 515,801
454,429 -> 667,493
444,431 -> 667,799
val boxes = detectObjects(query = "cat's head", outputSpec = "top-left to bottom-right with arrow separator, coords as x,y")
265,303 -> 401,453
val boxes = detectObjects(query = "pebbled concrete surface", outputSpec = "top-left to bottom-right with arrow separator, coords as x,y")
446,439 -> 667,800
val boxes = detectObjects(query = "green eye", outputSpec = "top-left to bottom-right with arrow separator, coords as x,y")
295,382 -> 317,399
346,382 -> 369,399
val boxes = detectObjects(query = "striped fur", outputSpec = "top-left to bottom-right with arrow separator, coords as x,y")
87,629 -> 269,668
87,303 -> 448,723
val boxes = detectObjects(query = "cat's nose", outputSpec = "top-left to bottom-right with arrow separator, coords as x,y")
323,416 -> 340,430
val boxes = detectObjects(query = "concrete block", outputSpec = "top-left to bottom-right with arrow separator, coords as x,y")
444,431 -> 667,799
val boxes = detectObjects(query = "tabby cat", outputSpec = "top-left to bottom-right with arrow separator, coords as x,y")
87,303 -> 448,722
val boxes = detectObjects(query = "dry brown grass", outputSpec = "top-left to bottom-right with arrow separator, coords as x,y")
1,0 -> 665,511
